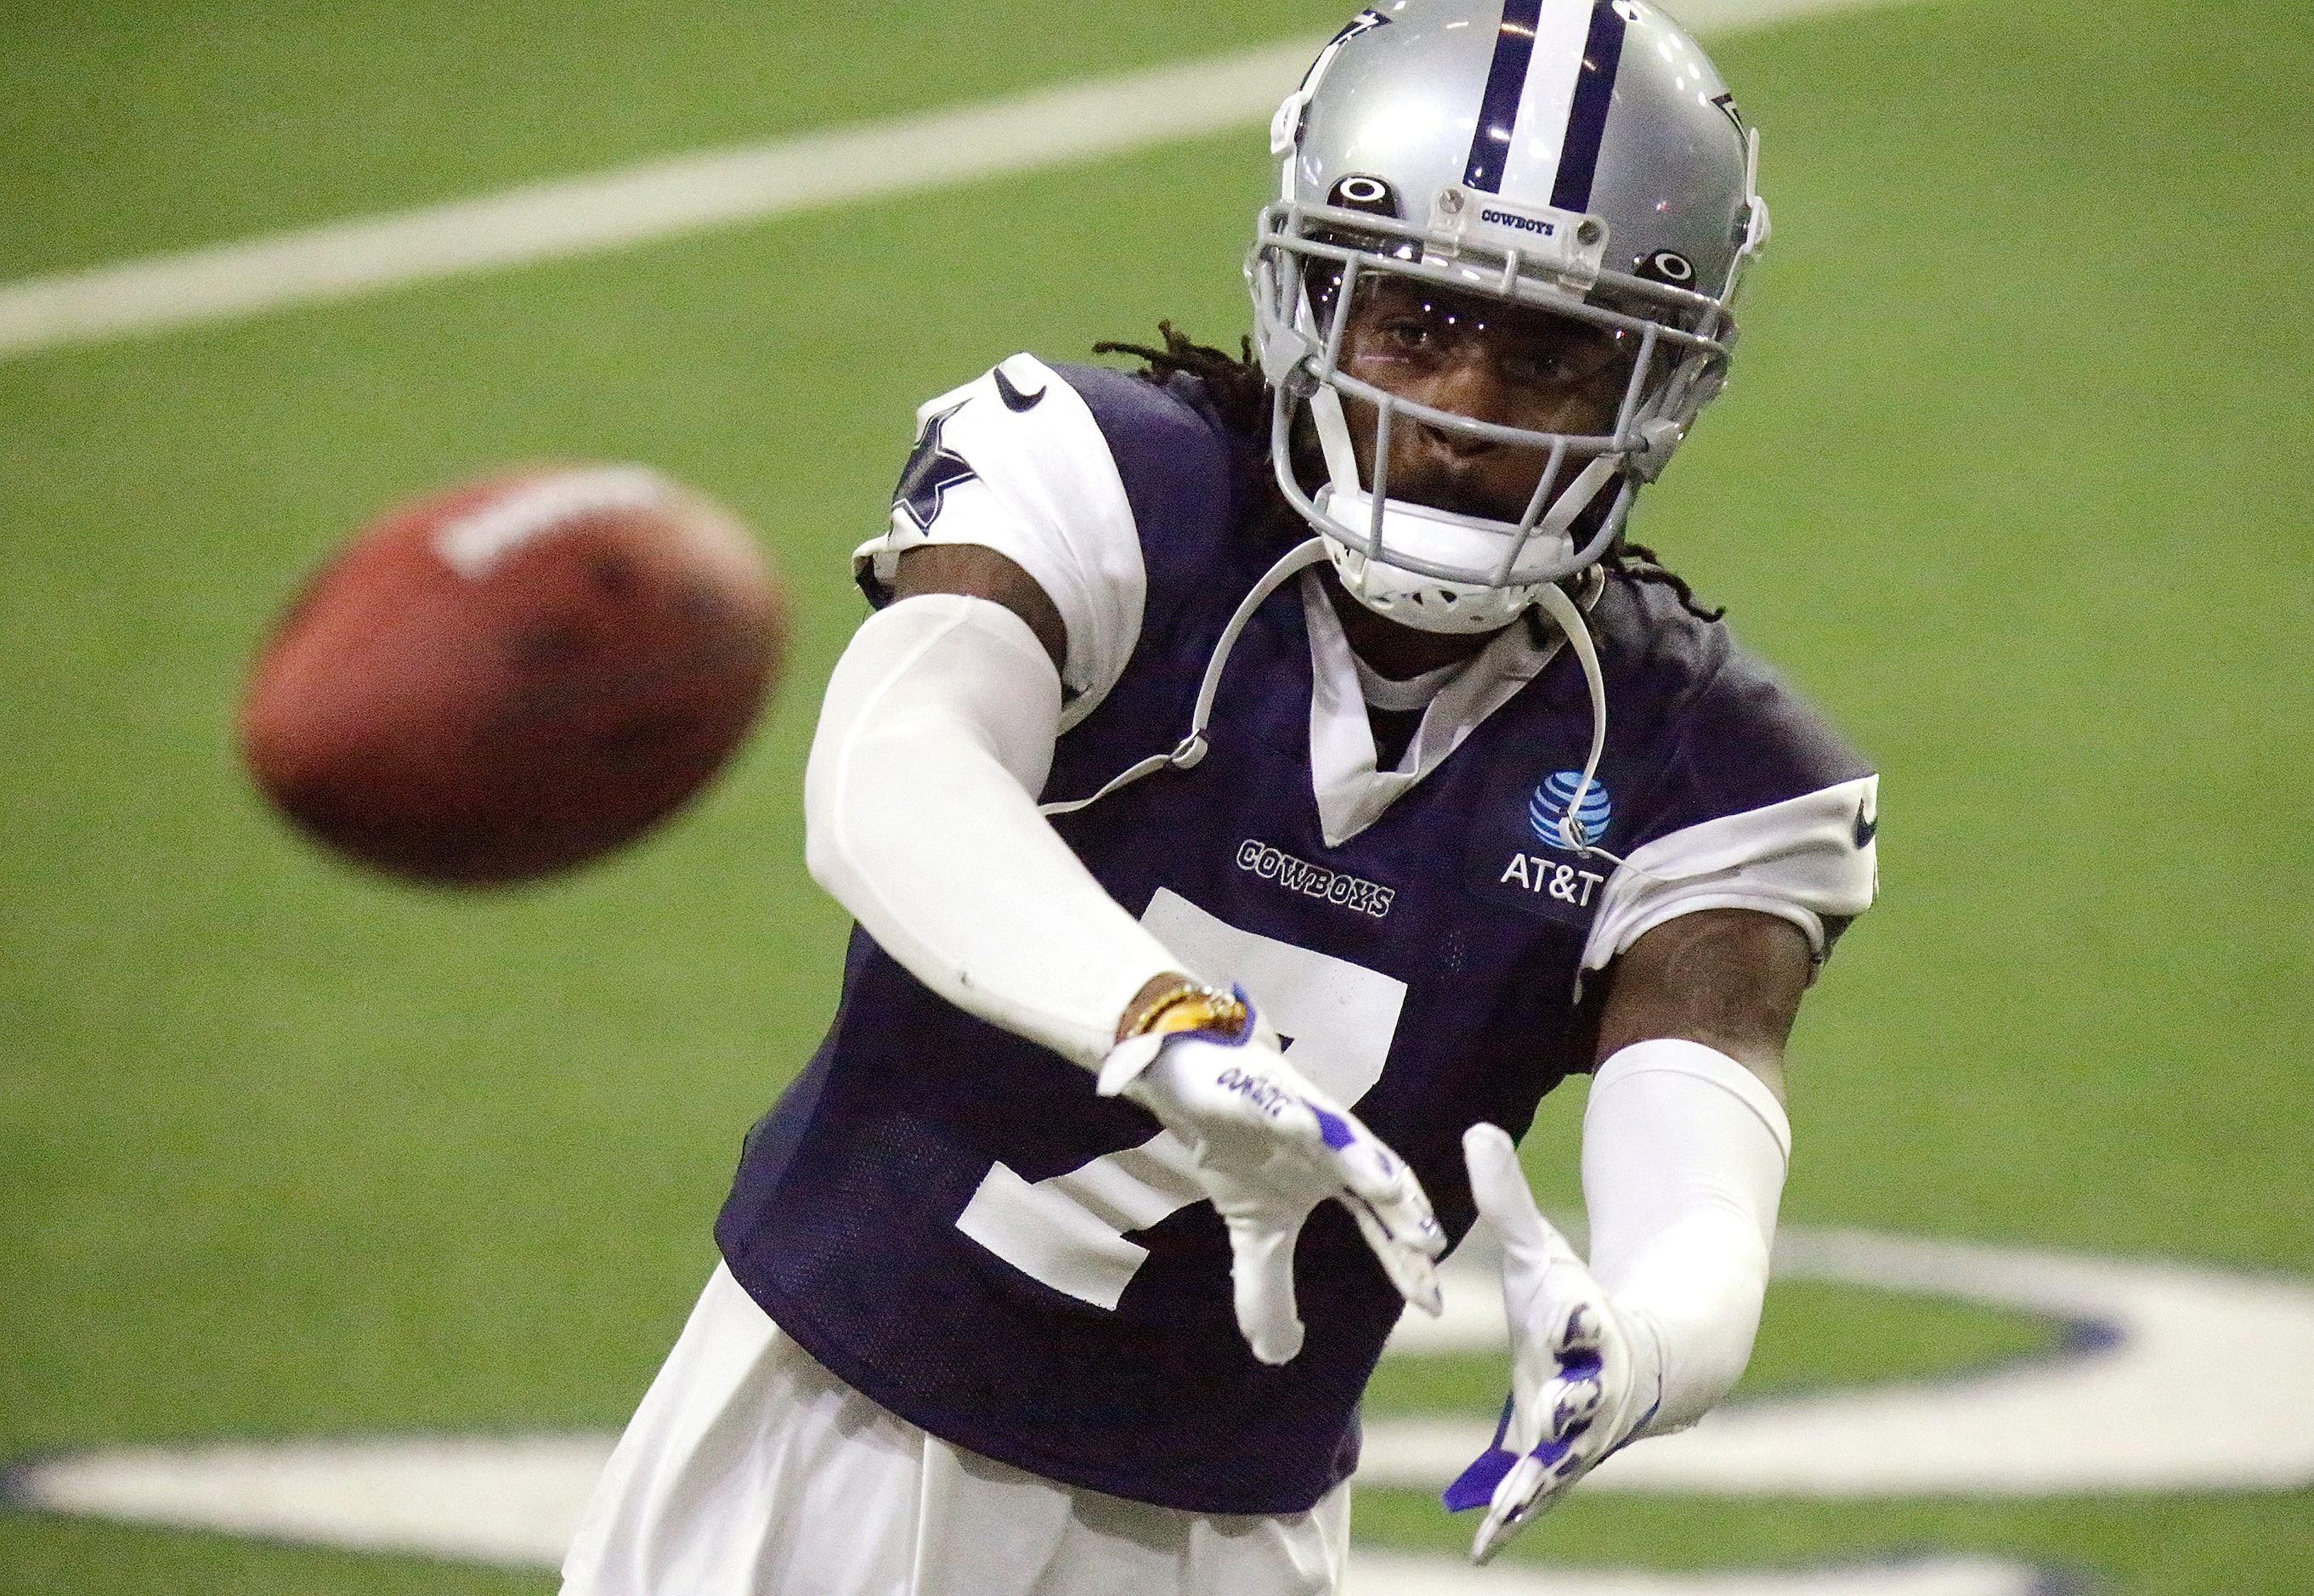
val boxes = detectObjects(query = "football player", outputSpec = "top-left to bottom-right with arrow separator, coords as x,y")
563,2 -> 1876,1591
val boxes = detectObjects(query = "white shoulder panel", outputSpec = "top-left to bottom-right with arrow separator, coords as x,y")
851,354 -> 1145,729
1580,775 -> 1880,972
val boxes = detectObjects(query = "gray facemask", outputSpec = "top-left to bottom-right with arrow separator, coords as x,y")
1250,0 -> 1768,633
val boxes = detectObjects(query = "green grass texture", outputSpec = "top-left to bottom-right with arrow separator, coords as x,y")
3,0 -> 2310,1591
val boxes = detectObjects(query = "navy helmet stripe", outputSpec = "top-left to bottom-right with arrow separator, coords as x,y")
1462,0 -> 1546,194
1548,2 -> 1630,213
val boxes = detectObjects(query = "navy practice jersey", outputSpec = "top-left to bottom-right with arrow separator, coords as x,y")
716,358 -> 1875,1515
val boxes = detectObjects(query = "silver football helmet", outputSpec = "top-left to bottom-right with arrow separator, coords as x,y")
1250,0 -> 1770,633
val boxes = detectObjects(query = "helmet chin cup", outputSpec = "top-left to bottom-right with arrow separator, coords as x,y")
1315,486 -> 1569,636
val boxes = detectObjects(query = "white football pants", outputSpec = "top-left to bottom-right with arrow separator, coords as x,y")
561,1263 -> 1350,1596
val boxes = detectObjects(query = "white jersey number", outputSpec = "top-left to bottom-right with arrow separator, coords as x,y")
953,887 -> 1407,1310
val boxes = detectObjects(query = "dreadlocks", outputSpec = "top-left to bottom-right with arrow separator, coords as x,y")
1090,322 -> 1272,440
1094,323 -> 1726,623
1603,539 -> 1723,622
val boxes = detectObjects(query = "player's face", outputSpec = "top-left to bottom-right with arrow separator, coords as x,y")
1336,276 -> 1637,524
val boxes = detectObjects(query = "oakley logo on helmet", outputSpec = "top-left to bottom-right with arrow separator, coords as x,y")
1328,175 -> 1400,217
1637,250 -> 1694,286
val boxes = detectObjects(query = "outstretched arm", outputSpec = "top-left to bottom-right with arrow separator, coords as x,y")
1595,905 -> 1813,1097
806,545 -> 1171,1066
806,544 -> 1441,1358
886,541 -> 1069,669
1580,908 -> 1805,1431
1453,908 -> 1808,1560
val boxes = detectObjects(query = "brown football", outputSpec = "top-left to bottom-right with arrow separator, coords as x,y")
240,464 -> 787,885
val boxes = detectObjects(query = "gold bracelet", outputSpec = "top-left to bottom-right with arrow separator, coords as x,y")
1118,979 -> 1248,1042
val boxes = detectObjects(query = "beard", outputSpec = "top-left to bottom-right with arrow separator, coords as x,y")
1376,445 -> 1563,524
1287,412 -> 1610,535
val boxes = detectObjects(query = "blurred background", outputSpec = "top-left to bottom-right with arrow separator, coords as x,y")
2,0 -> 2308,1591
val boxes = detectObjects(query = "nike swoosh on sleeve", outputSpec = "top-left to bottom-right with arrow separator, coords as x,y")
992,365 -> 1046,411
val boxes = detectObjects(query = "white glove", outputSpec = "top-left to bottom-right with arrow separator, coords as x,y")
1446,1122 -> 1665,1563
1098,995 -> 1444,1365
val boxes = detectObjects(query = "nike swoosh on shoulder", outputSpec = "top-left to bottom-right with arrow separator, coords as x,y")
1853,803 -> 1878,849
992,365 -> 1046,412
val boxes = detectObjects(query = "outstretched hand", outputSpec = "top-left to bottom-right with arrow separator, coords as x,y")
1445,1123 -> 1664,1563
1099,998 -> 1443,1365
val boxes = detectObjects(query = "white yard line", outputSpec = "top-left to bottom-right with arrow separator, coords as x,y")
0,0 -> 1920,361
5,1447 -> 2043,1592
17,1229 -> 2311,1570
0,41 -> 1314,362
1366,1230 -> 2314,1496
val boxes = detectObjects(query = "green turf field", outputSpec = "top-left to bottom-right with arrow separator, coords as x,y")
3,0 -> 2310,1591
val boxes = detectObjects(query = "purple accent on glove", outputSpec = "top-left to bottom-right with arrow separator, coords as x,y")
1313,1106 -> 1356,1150
1442,1395 -> 1518,1512
1442,1446 -> 1517,1512
1527,1435 -> 1578,1475
1225,983 -> 1259,1044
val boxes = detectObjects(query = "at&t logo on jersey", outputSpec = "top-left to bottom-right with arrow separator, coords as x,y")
1509,772 -> 1612,908
1463,771 -> 1615,927
1498,852 -> 1606,908
1528,771 -> 1612,852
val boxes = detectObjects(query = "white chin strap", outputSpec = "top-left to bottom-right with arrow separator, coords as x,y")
1040,382 -> 1631,839
1307,386 -> 1621,637
1530,579 -> 1616,863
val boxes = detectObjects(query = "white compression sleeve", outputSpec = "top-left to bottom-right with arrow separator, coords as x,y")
1581,1038 -> 1790,1435
803,592 -> 1180,1070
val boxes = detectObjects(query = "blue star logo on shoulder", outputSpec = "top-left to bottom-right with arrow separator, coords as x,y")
891,402 -> 976,532
1528,771 -> 1613,852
